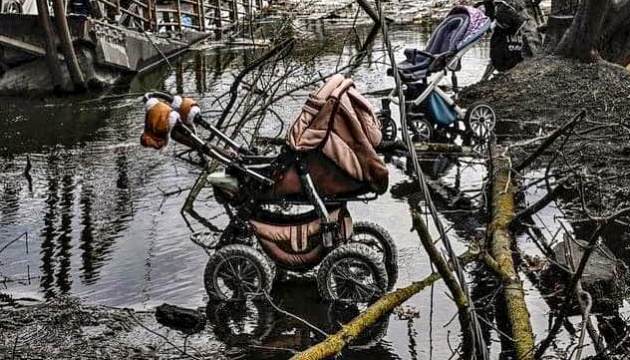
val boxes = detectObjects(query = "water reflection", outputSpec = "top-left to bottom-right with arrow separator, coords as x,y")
56,156 -> 75,294
41,152 -> 60,298
205,280 -> 395,359
79,182 -> 97,284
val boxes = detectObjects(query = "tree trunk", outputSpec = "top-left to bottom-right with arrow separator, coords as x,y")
601,0 -> 630,65
490,147 -> 535,360
555,0 -> 611,62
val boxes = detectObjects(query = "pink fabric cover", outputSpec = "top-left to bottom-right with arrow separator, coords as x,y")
448,5 -> 490,47
286,75 -> 389,194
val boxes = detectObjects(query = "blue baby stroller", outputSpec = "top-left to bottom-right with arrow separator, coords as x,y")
379,5 -> 496,143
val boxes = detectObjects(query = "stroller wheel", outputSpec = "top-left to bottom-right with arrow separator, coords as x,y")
351,222 -> 398,291
379,114 -> 398,142
317,243 -> 388,303
408,118 -> 433,143
465,102 -> 496,140
204,245 -> 274,301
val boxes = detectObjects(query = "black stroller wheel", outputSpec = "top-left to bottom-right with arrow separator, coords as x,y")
317,243 -> 388,303
380,115 -> 398,142
351,222 -> 398,291
204,245 -> 274,301
465,102 -> 496,140
408,118 -> 433,143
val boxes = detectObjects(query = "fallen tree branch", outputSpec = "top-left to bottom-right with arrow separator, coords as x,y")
355,0 -> 381,24
490,147 -> 536,360
289,248 -> 480,360
513,110 -> 585,172
514,177 -> 571,221
535,226 -> 605,357
567,246 -> 604,356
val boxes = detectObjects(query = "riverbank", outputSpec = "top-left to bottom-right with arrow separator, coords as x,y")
0,296 -> 226,359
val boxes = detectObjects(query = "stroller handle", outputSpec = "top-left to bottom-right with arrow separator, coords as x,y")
175,121 -> 275,185
195,117 -> 253,155
143,91 -> 174,103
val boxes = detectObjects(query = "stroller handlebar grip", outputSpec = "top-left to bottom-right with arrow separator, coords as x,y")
143,91 -> 174,103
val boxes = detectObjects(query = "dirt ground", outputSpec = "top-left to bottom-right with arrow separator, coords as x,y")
461,56 -> 630,214
0,296 -> 226,359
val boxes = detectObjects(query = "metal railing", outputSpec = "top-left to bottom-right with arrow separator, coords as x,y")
94,0 -> 268,36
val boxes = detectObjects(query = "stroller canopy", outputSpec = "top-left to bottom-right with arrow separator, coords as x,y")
287,75 -> 388,194
396,6 -> 491,82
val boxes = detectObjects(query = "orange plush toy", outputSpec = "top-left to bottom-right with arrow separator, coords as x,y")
171,95 -> 201,132
140,98 -> 181,150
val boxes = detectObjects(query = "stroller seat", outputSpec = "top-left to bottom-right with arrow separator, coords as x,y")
393,6 -> 491,83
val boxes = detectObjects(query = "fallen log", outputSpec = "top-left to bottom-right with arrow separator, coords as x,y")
288,248 -> 480,360
490,147 -> 535,360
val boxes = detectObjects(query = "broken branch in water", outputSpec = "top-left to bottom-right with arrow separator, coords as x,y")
534,224 -> 604,358
410,206 -> 472,355
489,146 -> 536,360
288,248 -> 480,360
513,176 -> 571,222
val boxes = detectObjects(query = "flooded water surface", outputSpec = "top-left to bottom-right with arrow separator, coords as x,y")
0,22 -> 544,359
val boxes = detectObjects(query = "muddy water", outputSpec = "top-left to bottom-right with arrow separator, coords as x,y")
0,23 -> 532,359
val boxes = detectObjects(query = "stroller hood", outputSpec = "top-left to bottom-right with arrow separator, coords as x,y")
287,75 -> 388,194
447,5 -> 491,49
396,5 -> 490,82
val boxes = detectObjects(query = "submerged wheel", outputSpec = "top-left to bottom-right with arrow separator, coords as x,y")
379,113 -> 398,142
351,222 -> 398,291
317,243 -> 388,302
204,244 -> 274,301
465,102 -> 496,140
408,117 -> 433,142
